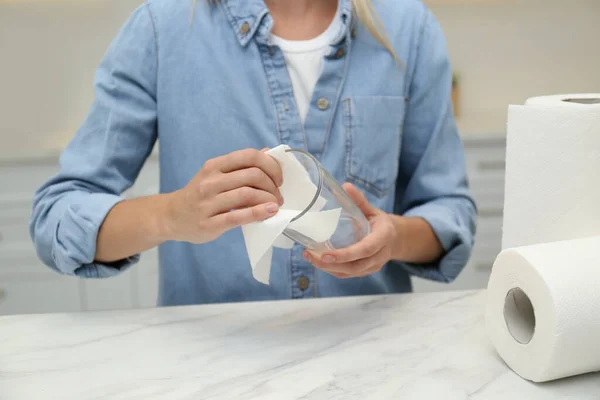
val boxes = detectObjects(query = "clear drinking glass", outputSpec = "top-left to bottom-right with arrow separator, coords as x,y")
282,149 -> 371,255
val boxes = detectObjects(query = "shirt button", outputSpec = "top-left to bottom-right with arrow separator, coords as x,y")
335,48 -> 345,59
240,21 -> 250,35
317,98 -> 329,111
298,276 -> 310,291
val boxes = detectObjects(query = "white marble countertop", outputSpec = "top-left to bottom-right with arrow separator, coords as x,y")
1,290 -> 598,399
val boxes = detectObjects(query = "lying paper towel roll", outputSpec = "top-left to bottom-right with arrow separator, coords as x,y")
486,236 -> 600,382
503,93 -> 600,250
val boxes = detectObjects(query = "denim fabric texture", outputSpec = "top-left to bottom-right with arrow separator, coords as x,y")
30,0 -> 477,306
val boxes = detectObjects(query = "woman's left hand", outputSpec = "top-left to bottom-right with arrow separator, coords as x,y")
302,183 -> 398,279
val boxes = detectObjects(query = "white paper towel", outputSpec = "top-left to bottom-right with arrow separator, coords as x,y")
241,145 -> 341,284
486,236 -> 600,382
502,93 -> 600,250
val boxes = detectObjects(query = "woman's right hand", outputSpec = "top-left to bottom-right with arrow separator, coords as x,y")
162,148 -> 284,244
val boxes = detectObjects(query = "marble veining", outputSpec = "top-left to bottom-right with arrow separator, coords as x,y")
1,290 -> 599,399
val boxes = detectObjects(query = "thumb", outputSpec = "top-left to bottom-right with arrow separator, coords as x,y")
342,183 -> 378,217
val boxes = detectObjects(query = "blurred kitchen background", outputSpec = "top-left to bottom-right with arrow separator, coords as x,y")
1,0 -> 599,315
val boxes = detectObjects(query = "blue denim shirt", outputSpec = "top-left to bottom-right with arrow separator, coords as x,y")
30,0 -> 477,306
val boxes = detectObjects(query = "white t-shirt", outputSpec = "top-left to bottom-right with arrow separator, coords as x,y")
270,11 -> 342,124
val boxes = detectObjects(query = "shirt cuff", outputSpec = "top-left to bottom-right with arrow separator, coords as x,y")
52,193 -> 140,278
392,200 -> 474,283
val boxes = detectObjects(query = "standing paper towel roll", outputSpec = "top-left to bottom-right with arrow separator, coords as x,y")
486,236 -> 600,382
503,94 -> 600,250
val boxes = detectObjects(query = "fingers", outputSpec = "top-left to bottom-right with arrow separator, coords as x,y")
301,214 -> 396,279
211,187 -> 279,215
326,271 -> 352,279
210,202 -> 279,232
304,250 -> 387,278
306,252 -> 369,274
319,231 -> 383,264
216,149 -> 283,187
216,168 -> 283,205
342,183 -> 375,217
318,213 -> 396,264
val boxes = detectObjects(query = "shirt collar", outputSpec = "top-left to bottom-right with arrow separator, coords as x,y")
221,0 -> 353,47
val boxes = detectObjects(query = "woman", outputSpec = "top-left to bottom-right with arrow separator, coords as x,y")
30,0 -> 476,305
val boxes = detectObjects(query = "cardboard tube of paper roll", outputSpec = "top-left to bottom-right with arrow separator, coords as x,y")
486,236 -> 600,382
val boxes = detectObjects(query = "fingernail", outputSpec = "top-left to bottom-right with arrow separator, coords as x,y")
302,252 -> 311,262
279,196 -> 284,205
322,255 -> 335,263
265,203 -> 278,214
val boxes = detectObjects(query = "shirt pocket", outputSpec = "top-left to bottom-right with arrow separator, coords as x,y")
343,96 -> 406,197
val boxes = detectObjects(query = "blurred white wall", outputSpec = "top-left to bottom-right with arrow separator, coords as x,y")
0,0 -> 143,153
1,0 -> 599,154
430,0 -> 600,131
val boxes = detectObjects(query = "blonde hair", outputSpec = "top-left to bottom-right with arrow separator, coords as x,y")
196,0 -> 399,62
350,0 -> 398,62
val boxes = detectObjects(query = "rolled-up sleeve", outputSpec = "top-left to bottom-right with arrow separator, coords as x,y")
30,3 -> 158,278
391,10 -> 477,282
